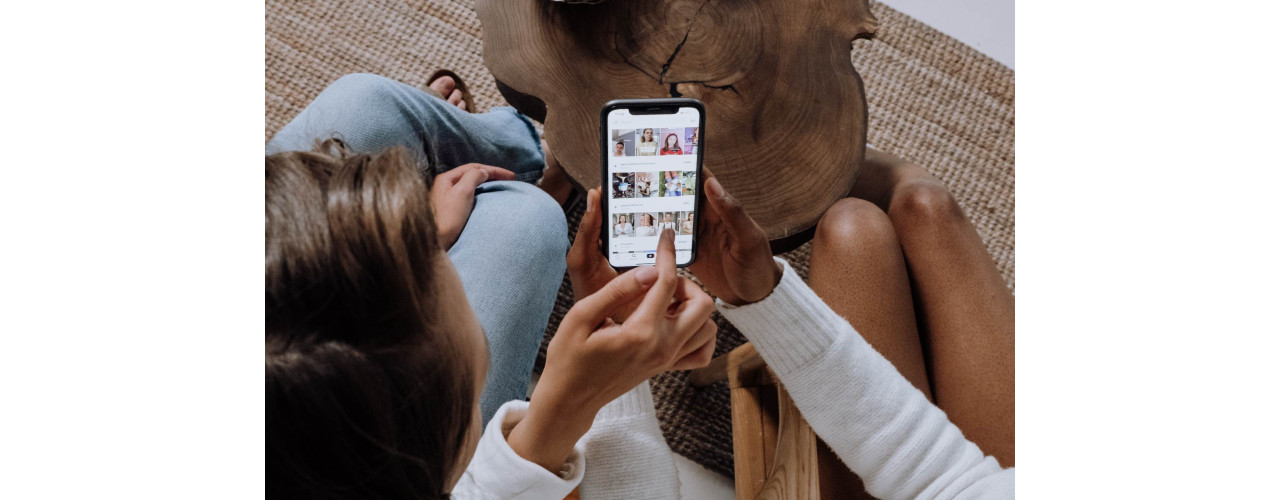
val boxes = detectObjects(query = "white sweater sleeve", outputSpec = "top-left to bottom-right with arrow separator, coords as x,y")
454,382 -> 680,499
718,258 -> 1014,499
453,401 -> 585,499
577,380 -> 681,499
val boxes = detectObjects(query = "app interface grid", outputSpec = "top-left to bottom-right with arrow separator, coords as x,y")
606,107 -> 700,266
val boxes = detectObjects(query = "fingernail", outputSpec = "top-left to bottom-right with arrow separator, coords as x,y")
635,265 -> 658,285
708,177 -> 725,198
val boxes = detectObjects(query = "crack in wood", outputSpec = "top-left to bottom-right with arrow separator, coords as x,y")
615,0 -> 740,98
657,0 -> 712,84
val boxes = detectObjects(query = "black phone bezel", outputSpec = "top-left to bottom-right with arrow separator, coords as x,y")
599,98 -> 706,270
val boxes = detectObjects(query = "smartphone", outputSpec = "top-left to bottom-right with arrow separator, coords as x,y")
600,98 -> 705,269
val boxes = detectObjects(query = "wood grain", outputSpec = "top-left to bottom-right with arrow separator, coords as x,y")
757,389 -> 819,499
725,342 -> 868,499
476,0 -> 877,242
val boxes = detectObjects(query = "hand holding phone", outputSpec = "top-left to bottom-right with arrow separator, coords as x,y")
568,187 -> 625,307
688,171 -> 784,306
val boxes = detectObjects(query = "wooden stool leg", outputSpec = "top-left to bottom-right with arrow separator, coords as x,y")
688,352 -> 730,387
757,389 -> 819,499
726,343 -> 868,499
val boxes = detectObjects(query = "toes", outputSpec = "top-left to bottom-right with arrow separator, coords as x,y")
429,76 -> 456,96
448,89 -> 465,110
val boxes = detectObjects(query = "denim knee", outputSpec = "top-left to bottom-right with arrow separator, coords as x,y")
481,181 -> 568,272
327,73 -> 401,100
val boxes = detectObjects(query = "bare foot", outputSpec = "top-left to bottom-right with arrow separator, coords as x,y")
428,75 -> 468,112
539,139 -> 577,207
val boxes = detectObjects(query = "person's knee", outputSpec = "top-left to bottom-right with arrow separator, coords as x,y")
325,74 -> 414,118
814,198 -> 896,251
329,73 -> 400,99
490,182 -> 568,268
888,180 -> 967,229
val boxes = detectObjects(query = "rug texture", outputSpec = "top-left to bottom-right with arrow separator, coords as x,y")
266,0 -> 1014,478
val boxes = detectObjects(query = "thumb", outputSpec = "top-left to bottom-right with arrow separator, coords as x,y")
705,176 -> 758,237
569,188 -> 602,263
566,266 -> 660,327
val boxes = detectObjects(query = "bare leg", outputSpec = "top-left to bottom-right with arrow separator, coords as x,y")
538,139 -> 578,206
808,198 -> 932,499
850,149 -> 1016,466
809,198 -> 933,398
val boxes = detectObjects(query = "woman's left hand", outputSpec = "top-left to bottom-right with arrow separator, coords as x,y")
429,163 -> 516,249
688,171 -> 782,306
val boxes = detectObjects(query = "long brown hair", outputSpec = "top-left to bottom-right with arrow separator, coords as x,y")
662,133 -> 681,152
265,139 -> 476,498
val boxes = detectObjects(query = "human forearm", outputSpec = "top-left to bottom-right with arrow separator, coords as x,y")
719,258 -> 1012,498
454,401 -> 584,499
506,389 -> 597,472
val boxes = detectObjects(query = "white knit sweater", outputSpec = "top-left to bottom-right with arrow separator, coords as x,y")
454,258 -> 1014,499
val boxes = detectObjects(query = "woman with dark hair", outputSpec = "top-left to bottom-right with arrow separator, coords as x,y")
660,133 -> 682,155
267,73 -> 570,422
266,74 -> 717,498
680,211 -> 694,235
635,213 -> 657,237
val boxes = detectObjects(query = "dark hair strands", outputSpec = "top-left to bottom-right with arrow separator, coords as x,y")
266,139 -> 473,499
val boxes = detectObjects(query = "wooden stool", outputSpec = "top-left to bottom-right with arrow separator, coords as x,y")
691,343 -> 869,499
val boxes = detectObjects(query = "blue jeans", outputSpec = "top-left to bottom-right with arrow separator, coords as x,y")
267,74 -> 567,424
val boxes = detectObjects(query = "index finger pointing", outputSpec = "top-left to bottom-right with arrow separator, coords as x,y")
629,228 -> 678,322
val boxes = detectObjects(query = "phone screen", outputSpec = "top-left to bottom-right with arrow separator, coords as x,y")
603,105 -> 702,267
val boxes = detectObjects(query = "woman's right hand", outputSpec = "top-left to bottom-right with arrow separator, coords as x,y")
508,229 -> 717,470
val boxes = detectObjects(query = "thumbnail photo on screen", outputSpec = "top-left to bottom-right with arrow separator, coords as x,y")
611,171 -> 635,199
634,171 -> 661,198
677,211 -> 695,235
659,171 -> 697,197
611,213 -> 635,238
684,127 -> 699,155
633,212 -> 659,237
635,128 -> 658,156
611,128 -> 635,157
660,128 -> 684,155
654,212 -> 679,233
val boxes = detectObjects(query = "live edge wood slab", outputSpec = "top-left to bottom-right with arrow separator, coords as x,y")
477,0 -> 877,251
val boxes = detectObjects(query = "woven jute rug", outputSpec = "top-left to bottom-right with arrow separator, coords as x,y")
267,0 -> 1014,478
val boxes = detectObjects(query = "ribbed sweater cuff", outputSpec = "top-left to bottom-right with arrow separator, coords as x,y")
717,257 -> 846,375
593,380 -> 657,422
